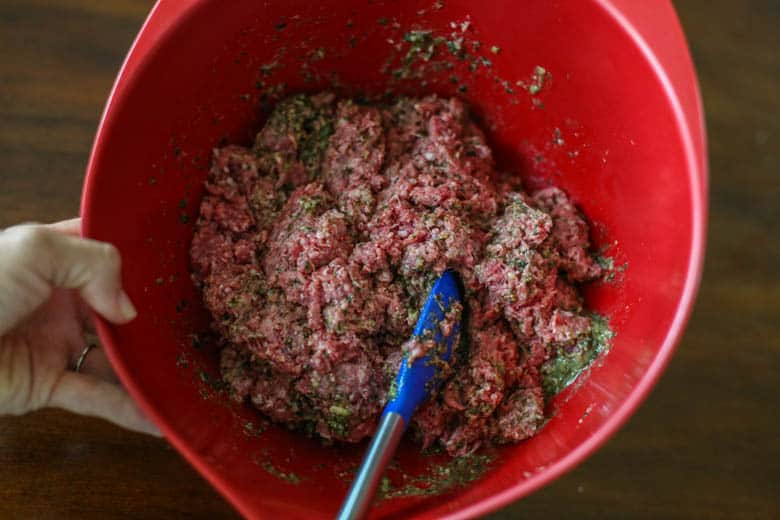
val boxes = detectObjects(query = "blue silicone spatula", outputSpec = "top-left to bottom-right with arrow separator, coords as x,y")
336,270 -> 463,520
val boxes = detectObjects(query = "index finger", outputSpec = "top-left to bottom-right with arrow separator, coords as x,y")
47,218 -> 81,236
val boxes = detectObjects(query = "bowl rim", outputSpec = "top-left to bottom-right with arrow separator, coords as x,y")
81,0 -> 708,518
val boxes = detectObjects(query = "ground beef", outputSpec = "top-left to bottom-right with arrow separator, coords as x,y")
190,93 -> 603,456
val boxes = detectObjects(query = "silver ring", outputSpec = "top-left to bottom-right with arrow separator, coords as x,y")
74,343 -> 97,373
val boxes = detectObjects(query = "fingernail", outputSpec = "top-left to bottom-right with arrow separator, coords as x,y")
117,290 -> 137,321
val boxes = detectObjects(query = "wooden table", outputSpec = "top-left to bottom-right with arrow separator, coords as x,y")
1,1 -> 777,518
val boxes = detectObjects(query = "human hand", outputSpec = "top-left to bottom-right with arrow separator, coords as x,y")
0,218 -> 159,436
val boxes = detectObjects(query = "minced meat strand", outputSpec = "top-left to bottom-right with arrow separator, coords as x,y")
190,93 -> 602,456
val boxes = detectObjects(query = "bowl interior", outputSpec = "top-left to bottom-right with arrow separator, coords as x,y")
82,0 -> 701,518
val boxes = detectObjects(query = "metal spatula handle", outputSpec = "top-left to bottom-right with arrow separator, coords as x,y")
336,412 -> 404,520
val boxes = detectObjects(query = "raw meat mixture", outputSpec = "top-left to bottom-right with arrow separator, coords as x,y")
190,93 -> 603,456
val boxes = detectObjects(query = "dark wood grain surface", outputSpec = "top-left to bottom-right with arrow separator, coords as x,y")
1,1 -> 777,518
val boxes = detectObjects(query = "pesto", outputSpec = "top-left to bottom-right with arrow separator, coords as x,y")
541,314 -> 614,397
378,453 -> 495,499
258,94 -> 334,178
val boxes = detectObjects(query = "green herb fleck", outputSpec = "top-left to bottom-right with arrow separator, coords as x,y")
400,30 -> 443,68
259,457 -> 302,485
243,421 -> 265,438
379,476 -> 392,496
330,405 -> 351,417
595,254 -> 615,271
387,379 -> 398,401
299,196 -> 321,213
446,39 -> 464,58
325,400 -> 354,435
259,61 -> 279,77
527,65 -> 550,96
175,353 -> 188,368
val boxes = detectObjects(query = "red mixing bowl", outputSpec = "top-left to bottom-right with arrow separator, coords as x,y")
81,1 -> 707,518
